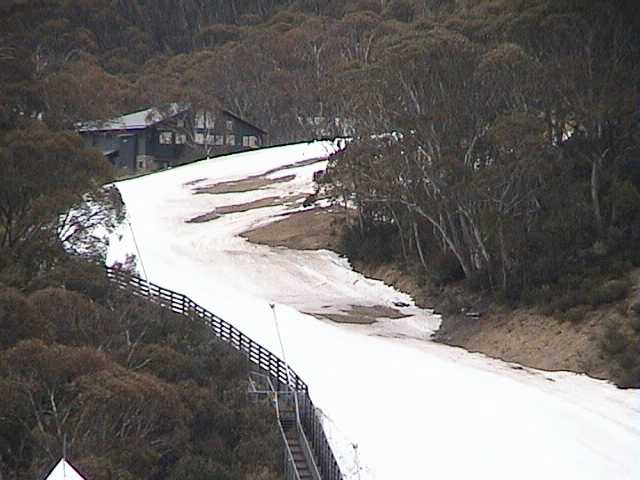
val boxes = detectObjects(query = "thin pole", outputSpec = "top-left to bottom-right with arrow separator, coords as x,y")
270,303 -> 301,423
127,218 -> 153,297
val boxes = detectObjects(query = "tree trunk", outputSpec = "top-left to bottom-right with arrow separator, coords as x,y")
591,156 -> 603,235
499,222 -> 508,292
390,207 -> 408,263
411,204 -> 471,277
413,221 -> 427,269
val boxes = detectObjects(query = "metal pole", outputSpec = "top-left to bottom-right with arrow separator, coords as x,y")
270,303 -> 301,424
127,218 -> 153,297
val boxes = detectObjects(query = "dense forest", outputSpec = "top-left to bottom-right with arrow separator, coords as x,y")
2,1 -> 640,476
0,260 -> 281,479
322,0 -> 640,298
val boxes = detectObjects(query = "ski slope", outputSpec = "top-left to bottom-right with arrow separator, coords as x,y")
107,141 -> 640,480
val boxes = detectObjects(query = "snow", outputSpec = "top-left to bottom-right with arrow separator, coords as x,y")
106,141 -> 640,480
45,459 -> 86,480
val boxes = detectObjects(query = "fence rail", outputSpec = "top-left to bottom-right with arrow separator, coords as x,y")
105,266 -> 343,480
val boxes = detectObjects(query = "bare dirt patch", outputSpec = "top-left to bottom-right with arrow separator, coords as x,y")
435,306 -> 611,378
241,207 -> 345,251
243,207 -> 620,379
191,157 -> 325,194
357,262 -> 614,378
306,304 -> 410,325
183,177 -> 207,186
195,174 -> 295,194
186,195 -> 305,223
261,157 -> 326,176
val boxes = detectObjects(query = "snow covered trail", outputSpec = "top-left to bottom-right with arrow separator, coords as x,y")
107,141 -> 640,480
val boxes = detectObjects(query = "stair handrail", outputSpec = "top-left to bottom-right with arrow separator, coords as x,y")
294,392 -> 323,480
104,266 -> 343,480
274,391 -> 303,480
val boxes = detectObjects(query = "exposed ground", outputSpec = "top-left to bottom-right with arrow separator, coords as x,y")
241,204 -> 627,381
243,208 -> 412,324
241,207 -> 345,251
187,195 -> 306,223
194,174 -> 296,194
305,305 -> 410,325
191,157 -> 325,194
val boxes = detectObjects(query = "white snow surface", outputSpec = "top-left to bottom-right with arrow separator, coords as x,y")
107,141 -> 640,480
45,459 -> 86,480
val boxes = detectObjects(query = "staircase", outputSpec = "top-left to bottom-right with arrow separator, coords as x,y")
281,411 -> 314,480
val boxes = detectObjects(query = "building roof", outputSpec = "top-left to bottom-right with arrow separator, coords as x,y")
42,458 -> 87,480
77,103 -> 187,133
77,104 -> 267,135
222,110 -> 268,135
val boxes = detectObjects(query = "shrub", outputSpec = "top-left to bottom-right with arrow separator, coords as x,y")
521,284 -> 554,307
562,306 -> 589,324
590,279 -> 631,307
600,322 -> 628,355
340,221 -> 397,263
547,289 -> 589,314
436,295 -> 462,315
617,365 -> 640,389
429,252 -> 465,286
0,288 -> 52,349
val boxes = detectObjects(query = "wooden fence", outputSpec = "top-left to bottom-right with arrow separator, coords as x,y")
104,266 -> 343,480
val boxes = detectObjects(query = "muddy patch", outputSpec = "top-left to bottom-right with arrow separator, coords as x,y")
195,174 -> 296,194
186,195 -> 306,223
306,304 -> 410,325
183,177 -> 207,186
242,207 -> 345,251
191,157 -> 326,194
261,157 -> 326,176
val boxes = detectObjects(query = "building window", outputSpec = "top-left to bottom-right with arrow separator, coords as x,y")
225,134 -> 236,146
215,135 -> 224,145
196,112 -> 205,128
177,118 -> 185,128
242,135 -> 258,147
206,134 -> 216,145
225,120 -> 233,131
175,133 -> 187,144
194,133 -> 205,144
159,131 -> 173,144
206,113 -> 215,129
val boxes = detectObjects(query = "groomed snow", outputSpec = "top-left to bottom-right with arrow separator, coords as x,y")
107,141 -> 640,480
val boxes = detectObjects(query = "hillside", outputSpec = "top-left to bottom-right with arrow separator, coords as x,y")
106,142 -> 640,479
244,206 -> 640,388
2,0 -> 640,478
0,259 -> 281,480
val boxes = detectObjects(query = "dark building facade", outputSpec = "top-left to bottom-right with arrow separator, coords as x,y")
77,105 -> 267,171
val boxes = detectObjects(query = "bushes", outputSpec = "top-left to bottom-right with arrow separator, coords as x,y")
589,279 -> 631,307
341,221 -> 397,263
0,261 -> 282,480
561,306 -> 589,324
600,322 -> 628,355
430,252 -> 465,286
600,318 -> 640,388
533,273 -> 632,320
0,289 -> 52,349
